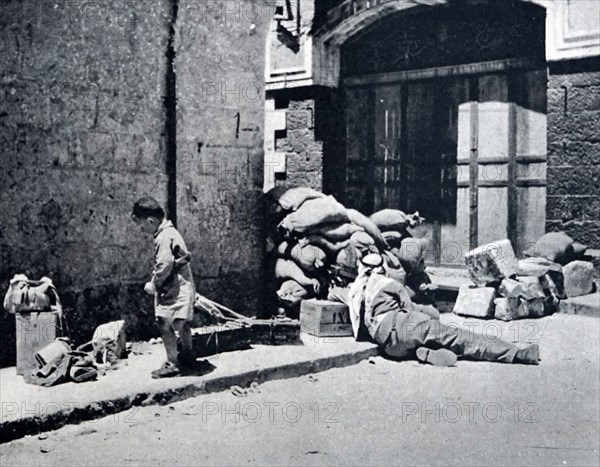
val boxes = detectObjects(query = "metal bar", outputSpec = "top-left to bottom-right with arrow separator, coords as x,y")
344,57 -> 545,87
507,101 -> 518,252
469,98 -> 479,251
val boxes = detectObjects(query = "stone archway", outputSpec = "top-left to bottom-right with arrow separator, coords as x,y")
332,1 -> 549,264
311,0 -> 551,88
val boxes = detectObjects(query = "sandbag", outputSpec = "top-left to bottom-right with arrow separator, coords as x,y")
301,235 -> 350,256
349,230 -> 377,254
264,185 -> 290,204
392,237 -> 429,275
336,245 -> 359,270
524,232 -> 581,265
370,209 -> 424,233
334,245 -> 360,280
276,187 -> 326,211
274,259 -> 320,293
382,231 -> 405,249
278,196 -> 349,237
308,222 -> 364,242
277,280 -> 312,305
276,241 -> 327,273
382,250 -> 402,270
347,209 -> 390,250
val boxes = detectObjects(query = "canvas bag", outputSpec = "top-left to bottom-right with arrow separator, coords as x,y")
3,275 -> 58,314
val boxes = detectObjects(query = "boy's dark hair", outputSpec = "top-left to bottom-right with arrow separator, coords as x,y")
132,197 -> 165,220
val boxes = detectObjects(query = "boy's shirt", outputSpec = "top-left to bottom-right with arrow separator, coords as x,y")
152,219 -> 195,308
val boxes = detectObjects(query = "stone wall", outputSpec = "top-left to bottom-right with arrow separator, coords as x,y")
0,1 -> 173,365
174,0 -> 269,313
0,0 -> 269,366
270,87 -> 344,195
547,57 -> 600,259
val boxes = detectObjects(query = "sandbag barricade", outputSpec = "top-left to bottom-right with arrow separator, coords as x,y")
264,186 -> 434,317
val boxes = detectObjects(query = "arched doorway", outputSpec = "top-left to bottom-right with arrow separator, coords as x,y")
333,1 -> 547,266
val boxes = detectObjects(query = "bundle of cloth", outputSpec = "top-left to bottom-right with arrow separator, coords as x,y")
264,186 -> 433,317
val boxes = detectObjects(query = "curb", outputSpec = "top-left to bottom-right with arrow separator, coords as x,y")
0,346 -> 379,444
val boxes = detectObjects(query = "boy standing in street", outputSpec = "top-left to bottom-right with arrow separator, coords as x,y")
132,197 -> 196,378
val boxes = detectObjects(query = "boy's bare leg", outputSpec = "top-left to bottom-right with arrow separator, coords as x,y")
173,319 -> 193,361
157,317 -> 179,365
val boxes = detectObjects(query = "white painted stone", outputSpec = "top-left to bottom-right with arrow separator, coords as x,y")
453,286 -> 496,319
465,239 -> 517,286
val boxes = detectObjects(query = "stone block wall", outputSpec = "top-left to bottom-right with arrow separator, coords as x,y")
0,1 -> 172,365
0,0 -> 269,366
547,58 -> 600,260
174,0 -> 269,313
271,87 -> 344,194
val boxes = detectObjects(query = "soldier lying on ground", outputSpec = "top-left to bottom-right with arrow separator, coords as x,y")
329,253 -> 540,366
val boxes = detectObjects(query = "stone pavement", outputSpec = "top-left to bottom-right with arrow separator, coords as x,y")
0,333 -> 378,443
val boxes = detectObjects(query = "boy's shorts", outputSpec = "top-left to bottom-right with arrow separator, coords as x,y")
155,287 -> 195,321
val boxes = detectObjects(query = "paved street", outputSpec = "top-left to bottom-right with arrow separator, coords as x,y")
1,314 -> 599,466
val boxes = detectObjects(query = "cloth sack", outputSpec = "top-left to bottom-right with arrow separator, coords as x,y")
92,320 -> 127,361
347,209 -> 390,251
382,230 -> 411,249
307,222 -> 364,242
300,235 -> 350,256
278,196 -> 349,237
524,232 -> 586,265
274,259 -> 320,293
276,187 -> 326,211
3,275 -> 58,314
277,280 -> 312,305
349,231 -> 378,254
276,241 -> 327,273
370,209 -> 424,233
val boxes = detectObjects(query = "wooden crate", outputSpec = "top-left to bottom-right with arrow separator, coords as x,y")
250,319 -> 302,345
15,311 -> 62,376
191,324 -> 251,358
300,299 -> 354,337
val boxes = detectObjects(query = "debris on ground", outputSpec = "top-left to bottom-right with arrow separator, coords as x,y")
457,233 -> 596,321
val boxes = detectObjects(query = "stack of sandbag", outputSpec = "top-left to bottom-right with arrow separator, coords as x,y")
456,233 -> 595,321
369,209 -> 432,300
265,187 -> 362,314
265,186 -> 436,315
264,188 -> 383,313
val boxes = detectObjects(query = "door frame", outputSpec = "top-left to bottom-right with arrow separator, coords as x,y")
343,57 -> 547,266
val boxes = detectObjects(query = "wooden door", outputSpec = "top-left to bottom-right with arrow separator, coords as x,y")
343,67 -> 547,266
345,86 -> 373,214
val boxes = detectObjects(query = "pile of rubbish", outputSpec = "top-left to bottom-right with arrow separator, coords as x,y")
3,274 -> 127,386
455,232 -> 596,321
264,186 -> 433,317
25,321 -> 127,387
